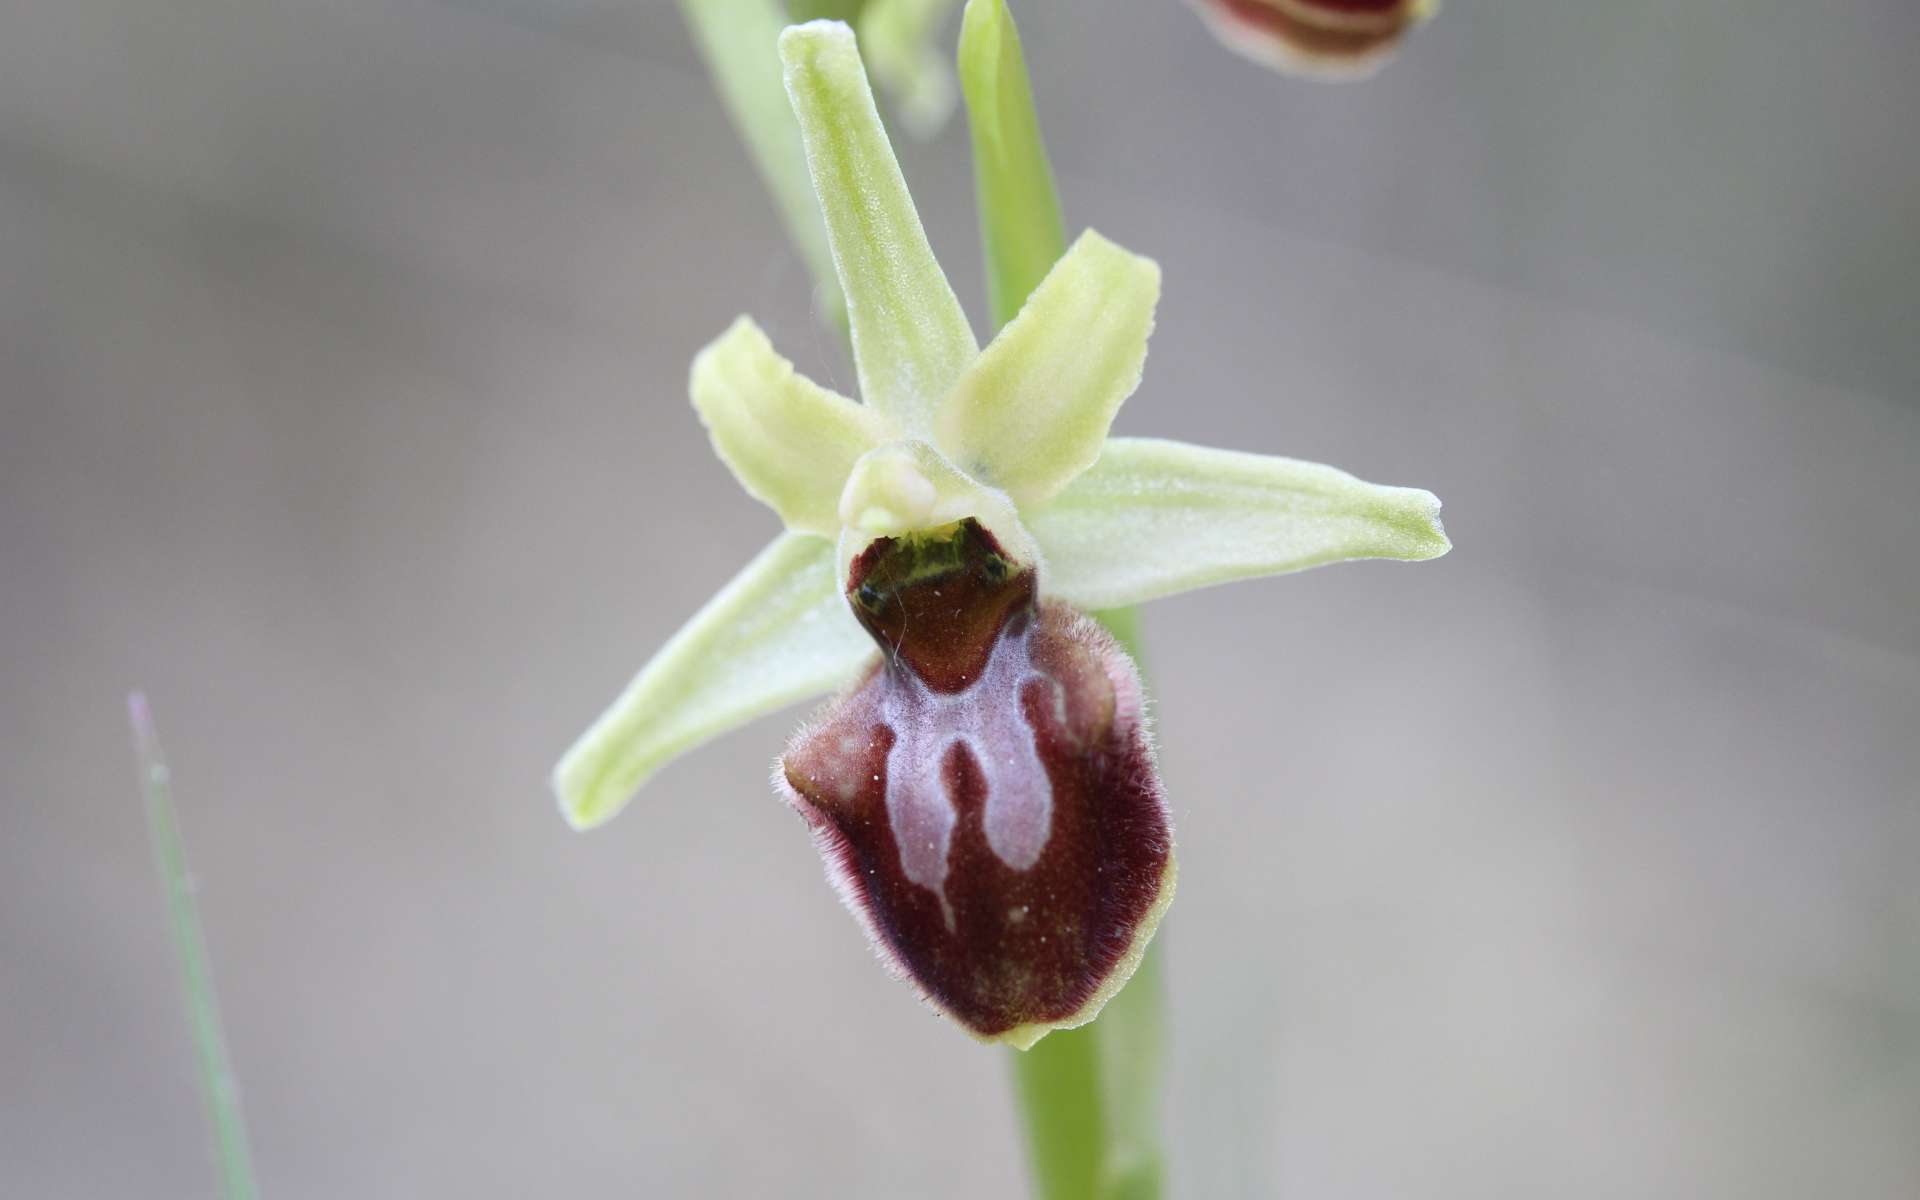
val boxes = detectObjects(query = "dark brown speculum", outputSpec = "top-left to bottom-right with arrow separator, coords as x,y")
780,521 -> 1173,1044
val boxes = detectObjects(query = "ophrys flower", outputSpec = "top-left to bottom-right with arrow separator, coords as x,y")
553,19 -> 1448,1046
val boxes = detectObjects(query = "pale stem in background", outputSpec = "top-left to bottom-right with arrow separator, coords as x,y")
679,0 -> 848,329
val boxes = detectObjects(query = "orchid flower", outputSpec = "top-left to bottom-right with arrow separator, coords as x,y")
553,19 -> 1448,1047
1190,0 -> 1437,80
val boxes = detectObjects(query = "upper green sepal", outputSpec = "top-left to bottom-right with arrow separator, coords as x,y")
781,19 -> 977,434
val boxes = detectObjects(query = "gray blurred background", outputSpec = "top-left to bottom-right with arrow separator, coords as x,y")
3,1 -> 1916,1195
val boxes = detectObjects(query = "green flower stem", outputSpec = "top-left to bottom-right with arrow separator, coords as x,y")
1008,609 -> 1166,1200
958,0 -> 1067,331
960,4 -> 1167,1195
1012,945 -> 1167,1200
786,0 -> 869,21
679,0 -> 848,330
129,694 -> 260,1200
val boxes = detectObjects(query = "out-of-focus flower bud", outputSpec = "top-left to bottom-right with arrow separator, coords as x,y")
1191,0 -> 1436,80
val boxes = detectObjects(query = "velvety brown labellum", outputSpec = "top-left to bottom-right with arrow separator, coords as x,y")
779,521 -> 1173,1046
1196,0 -> 1431,77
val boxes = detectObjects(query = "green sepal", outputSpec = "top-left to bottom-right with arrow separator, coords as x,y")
781,20 -> 978,433
1029,437 -> 1450,610
553,533 -> 875,829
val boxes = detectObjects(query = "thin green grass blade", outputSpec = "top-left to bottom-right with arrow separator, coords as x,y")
129,693 -> 261,1200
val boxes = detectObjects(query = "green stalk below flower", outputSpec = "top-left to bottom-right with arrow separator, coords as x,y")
960,4 -> 1167,1196
1010,609 -> 1167,1200
1012,935 -> 1166,1200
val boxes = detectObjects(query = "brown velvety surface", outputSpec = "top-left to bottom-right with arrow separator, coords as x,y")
783,527 -> 1170,1039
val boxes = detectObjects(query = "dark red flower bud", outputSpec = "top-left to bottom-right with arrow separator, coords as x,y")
779,520 -> 1174,1046
1193,0 -> 1435,79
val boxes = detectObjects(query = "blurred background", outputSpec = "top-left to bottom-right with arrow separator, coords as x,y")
3,1 -> 1916,1196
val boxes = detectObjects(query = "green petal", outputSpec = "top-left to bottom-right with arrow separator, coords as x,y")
958,0 -> 1067,332
934,231 -> 1160,507
781,21 -> 978,431
859,0 -> 961,139
678,0 -> 846,329
1028,437 -> 1451,610
553,533 -> 875,830
691,316 -> 891,536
